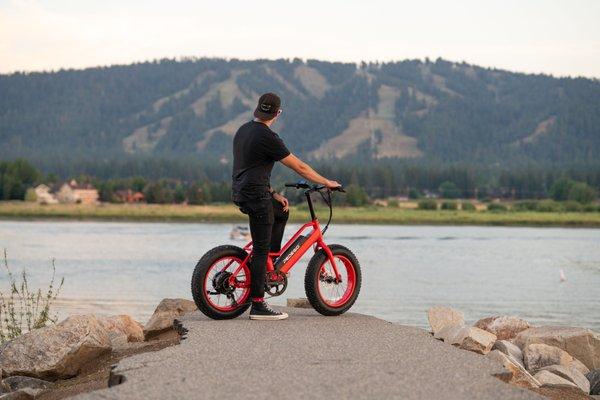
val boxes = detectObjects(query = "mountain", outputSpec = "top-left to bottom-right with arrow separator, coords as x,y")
1,57 -> 600,167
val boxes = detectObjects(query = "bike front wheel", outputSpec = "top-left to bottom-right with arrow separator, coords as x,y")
305,244 -> 361,316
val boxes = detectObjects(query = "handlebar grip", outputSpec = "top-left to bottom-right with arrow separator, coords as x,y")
284,183 -> 297,188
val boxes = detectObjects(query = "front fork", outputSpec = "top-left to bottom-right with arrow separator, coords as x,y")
317,240 -> 342,282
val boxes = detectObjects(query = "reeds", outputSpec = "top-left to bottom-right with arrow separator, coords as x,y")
0,249 -> 64,343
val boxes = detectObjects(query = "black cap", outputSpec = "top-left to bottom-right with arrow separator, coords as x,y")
254,92 -> 281,120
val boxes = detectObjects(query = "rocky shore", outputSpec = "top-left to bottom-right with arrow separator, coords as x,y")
427,306 -> 600,399
0,299 -> 197,399
0,300 -> 599,399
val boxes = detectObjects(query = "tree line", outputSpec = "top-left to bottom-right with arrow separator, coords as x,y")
1,159 -> 597,206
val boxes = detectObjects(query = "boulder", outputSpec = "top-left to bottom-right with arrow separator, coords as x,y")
98,315 -> 144,344
474,316 -> 530,340
0,390 -> 36,399
493,340 -> 525,368
434,325 -> 470,345
486,350 -> 540,389
286,298 -> 311,308
515,326 -> 600,370
588,369 -> 600,395
534,370 -> 579,389
524,343 -> 588,375
144,298 -> 197,340
427,306 -> 464,335
533,386 -> 596,400
573,358 -> 592,375
0,315 -> 111,380
106,332 -> 129,349
541,365 -> 590,394
459,327 -> 497,355
1,376 -> 52,392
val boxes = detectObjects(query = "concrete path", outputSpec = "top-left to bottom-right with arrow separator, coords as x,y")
77,307 -> 544,400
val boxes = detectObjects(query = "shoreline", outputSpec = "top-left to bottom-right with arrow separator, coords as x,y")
1,202 -> 600,227
1,301 -> 598,399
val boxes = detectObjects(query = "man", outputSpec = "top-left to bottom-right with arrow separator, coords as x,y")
232,92 -> 341,321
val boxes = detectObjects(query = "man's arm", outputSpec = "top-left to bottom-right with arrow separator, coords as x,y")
280,154 -> 340,189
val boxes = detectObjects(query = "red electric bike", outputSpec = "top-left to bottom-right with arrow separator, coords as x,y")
191,181 -> 361,319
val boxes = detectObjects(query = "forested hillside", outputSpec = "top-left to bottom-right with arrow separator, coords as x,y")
2,57 -> 600,167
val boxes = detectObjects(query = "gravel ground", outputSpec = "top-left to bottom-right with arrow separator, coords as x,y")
76,307 -> 545,400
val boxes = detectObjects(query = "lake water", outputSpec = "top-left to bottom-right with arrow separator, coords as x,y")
1,221 -> 599,330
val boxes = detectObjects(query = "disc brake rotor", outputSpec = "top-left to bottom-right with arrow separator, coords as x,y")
319,270 -> 340,284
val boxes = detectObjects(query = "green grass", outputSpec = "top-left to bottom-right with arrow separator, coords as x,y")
1,201 -> 600,227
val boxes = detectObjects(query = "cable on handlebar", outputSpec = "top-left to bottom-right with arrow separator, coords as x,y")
318,188 -> 333,235
284,181 -> 343,235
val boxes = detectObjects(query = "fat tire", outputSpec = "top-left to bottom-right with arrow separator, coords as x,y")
305,244 -> 361,316
191,245 -> 251,320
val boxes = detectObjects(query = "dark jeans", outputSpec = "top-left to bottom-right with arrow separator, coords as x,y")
235,197 -> 289,298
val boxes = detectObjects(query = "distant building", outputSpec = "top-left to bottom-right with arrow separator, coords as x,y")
423,190 -> 440,199
34,184 -> 58,204
373,199 -> 388,207
115,189 -> 145,203
56,180 -> 99,205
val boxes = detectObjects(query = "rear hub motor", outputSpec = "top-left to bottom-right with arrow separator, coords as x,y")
212,271 -> 235,295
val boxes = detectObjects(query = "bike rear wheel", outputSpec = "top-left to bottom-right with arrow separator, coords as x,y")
191,245 -> 251,319
305,244 -> 361,316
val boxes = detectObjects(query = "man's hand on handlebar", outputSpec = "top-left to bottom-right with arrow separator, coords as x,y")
325,180 -> 342,190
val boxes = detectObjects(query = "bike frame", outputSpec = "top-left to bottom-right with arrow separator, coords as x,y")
225,189 -> 342,289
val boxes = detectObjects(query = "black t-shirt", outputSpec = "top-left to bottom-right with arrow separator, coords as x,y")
231,120 -> 290,202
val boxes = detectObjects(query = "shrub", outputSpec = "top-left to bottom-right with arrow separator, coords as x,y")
513,200 -> 539,211
537,200 -> 562,212
387,198 -> 399,208
439,181 -> 461,199
549,178 -> 575,201
408,188 -> 421,199
583,204 -> 599,212
440,201 -> 458,210
487,203 -> 507,212
418,199 -> 438,210
24,188 -> 37,202
563,201 -> 583,212
461,202 -> 476,211
345,185 -> 369,206
0,250 -> 64,343
568,182 -> 597,204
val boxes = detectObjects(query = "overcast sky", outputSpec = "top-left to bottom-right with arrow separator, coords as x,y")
1,0 -> 599,78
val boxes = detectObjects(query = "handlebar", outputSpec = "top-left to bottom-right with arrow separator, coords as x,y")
285,181 -> 345,193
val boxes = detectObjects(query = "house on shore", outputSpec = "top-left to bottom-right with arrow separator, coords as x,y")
115,189 -> 145,203
33,184 -> 59,204
56,180 -> 99,205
